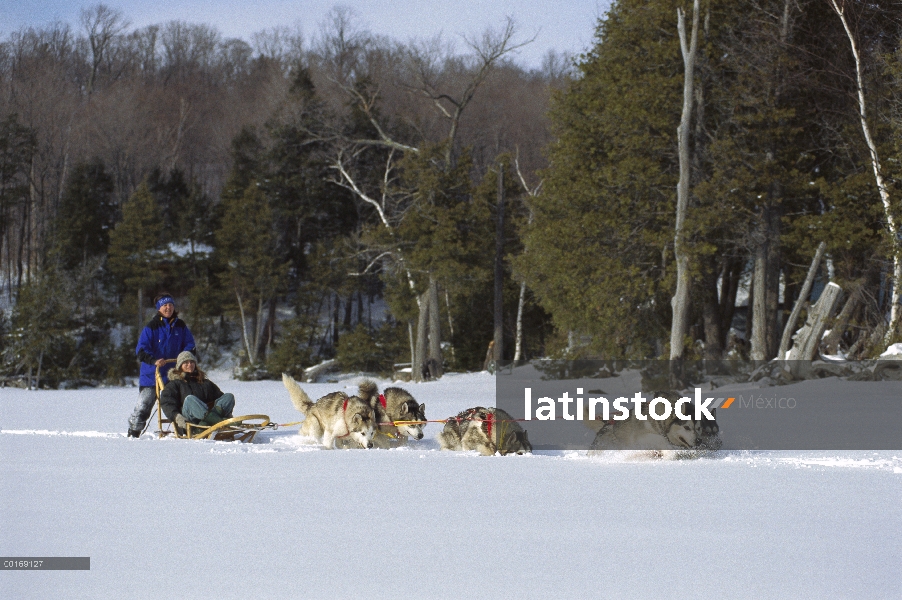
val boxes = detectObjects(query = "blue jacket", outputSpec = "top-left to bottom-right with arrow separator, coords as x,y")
135,313 -> 197,388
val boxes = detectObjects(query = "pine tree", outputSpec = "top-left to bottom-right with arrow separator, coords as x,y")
215,182 -> 285,368
7,267 -> 76,388
53,159 -> 115,271
520,0 -> 686,358
107,182 -> 165,329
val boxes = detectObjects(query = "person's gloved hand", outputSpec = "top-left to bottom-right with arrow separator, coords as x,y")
174,413 -> 187,434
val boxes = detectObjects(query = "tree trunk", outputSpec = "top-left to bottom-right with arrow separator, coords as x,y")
765,204 -> 782,358
748,204 -> 783,361
787,282 -> 843,377
257,299 -> 277,361
35,349 -> 43,391
778,241 -> 826,360
670,0 -> 699,361
236,290 -> 255,366
494,165 -> 505,363
514,281 -> 527,362
254,297 -> 266,360
413,290 -> 429,382
427,277 -> 443,379
718,258 -> 741,350
331,293 -> 340,349
444,289 -> 457,366
407,320 -> 416,374
822,283 -> 863,355
750,249 -> 767,360
343,292 -> 353,328
701,257 -> 723,359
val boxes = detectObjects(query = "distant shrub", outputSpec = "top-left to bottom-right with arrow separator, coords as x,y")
336,323 -> 407,375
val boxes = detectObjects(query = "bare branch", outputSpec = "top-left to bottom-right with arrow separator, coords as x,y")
514,150 -> 543,197
347,251 -> 393,276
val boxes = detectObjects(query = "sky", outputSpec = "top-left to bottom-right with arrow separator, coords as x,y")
2,1 -> 611,68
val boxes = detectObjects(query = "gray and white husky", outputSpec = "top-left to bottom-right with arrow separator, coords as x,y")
281,373 -> 376,449
336,380 -> 427,449
585,392 -> 698,458
358,380 -> 426,448
438,407 -> 532,456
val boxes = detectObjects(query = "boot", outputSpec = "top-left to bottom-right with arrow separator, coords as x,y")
127,429 -> 141,438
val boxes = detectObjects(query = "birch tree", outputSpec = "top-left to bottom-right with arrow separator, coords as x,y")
828,0 -> 901,343
670,0 -> 700,361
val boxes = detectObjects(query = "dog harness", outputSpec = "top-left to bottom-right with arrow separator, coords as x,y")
334,397 -> 351,439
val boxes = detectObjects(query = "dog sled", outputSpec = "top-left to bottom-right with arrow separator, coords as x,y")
154,361 -> 271,443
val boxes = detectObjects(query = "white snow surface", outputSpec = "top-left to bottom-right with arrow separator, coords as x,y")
2,371 -> 900,599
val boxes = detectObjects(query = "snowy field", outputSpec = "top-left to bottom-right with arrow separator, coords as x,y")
2,370 -> 900,599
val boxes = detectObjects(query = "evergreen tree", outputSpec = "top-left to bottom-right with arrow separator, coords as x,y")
7,268 -> 73,388
107,182 -> 165,329
147,167 -> 190,243
215,182 -> 285,368
266,68 -> 358,288
53,159 -> 115,271
520,0 -> 685,358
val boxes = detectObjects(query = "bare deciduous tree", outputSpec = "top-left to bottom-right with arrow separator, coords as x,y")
79,4 -> 129,93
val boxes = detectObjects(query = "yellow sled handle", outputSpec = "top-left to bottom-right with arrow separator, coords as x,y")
154,359 -> 178,438
154,359 -> 178,397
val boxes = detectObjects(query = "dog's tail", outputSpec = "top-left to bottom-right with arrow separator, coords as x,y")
358,379 -> 379,404
282,373 -> 314,414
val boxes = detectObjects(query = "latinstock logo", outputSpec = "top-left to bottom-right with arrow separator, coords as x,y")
522,387 -> 734,422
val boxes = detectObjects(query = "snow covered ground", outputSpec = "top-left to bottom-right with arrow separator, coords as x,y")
2,371 -> 900,599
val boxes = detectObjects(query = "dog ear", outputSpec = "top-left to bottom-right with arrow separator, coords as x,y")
400,402 -> 408,414
418,403 -> 426,417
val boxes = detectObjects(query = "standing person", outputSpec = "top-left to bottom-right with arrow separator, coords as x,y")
159,351 -> 235,436
127,293 -> 197,438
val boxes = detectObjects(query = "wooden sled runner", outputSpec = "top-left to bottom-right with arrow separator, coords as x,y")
153,361 -> 271,443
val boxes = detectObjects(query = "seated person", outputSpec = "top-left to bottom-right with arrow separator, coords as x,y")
159,351 -> 234,435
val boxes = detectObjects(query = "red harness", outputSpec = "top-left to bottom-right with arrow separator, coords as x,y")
335,398 -> 351,439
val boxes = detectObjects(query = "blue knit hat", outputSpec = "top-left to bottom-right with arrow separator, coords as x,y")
155,295 -> 175,310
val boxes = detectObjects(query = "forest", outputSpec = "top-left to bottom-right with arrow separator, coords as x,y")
2,0 -> 902,387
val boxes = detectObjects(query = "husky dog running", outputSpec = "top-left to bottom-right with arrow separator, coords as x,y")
438,407 -> 532,456
281,373 -> 376,449
585,392 -> 698,458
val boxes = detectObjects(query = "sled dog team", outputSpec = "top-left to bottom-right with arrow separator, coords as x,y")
281,374 -> 720,457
